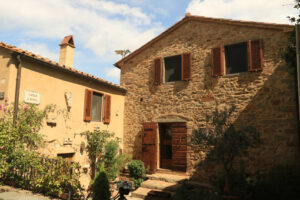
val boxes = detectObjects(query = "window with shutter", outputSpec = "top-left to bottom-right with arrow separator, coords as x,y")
84,89 -> 107,122
103,95 -> 111,124
157,52 -> 192,83
213,39 -> 264,75
211,45 -> 224,76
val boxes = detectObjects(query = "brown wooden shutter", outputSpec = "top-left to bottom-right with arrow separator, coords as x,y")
154,58 -> 162,84
181,53 -> 192,81
248,39 -> 263,71
84,89 -> 92,122
171,122 -> 187,172
142,122 -> 157,172
103,95 -> 111,124
211,44 -> 224,76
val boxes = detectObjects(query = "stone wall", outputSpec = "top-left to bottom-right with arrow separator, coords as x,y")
120,19 -> 300,175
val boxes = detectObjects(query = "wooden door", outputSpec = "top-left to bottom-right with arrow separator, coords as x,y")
160,124 -> 172,169
171,122 -> 187,171
142,122 -> 157,172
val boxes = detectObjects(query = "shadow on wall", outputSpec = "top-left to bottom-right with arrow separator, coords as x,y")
193,63 -> 299,180
144,63 -> 300,200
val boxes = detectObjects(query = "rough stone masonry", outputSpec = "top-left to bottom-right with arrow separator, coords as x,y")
119,16 -> 300,177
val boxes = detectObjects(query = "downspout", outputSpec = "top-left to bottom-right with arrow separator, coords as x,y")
296,25 -> 300,151
13,54 -> 22,126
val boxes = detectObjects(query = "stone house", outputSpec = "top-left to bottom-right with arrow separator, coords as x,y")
115,14 -> 300,175
0,36 -> 126,187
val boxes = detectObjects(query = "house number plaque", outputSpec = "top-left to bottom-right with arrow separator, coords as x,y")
24,90 -> 40,105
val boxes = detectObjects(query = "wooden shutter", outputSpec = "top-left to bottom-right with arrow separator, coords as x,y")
154,58 -> 162,85
103,95 -> 111,124
142,122 -> 157,172
171,122 -> 187,172
84,89 -> 92,122
211,44 -> 224,76
248,39 -> 263,71
181,53 -> 192,81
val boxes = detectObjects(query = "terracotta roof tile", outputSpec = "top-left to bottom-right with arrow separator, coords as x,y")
114,15 -> 293,68
0,42 -> 126,93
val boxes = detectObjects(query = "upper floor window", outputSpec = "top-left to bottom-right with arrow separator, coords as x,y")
212,39 -> 263,76
84,89 -> 111,124
164,55 -> 182,82
154,53 -> 192,84
224,42 -> 248,74
91,92 -> 103,121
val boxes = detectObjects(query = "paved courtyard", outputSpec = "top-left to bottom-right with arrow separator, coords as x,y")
0,185 -> 59,200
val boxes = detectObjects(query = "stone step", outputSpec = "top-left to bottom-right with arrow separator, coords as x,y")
140,180 -> 181,191
147,190 -> 173,199
145,196 -> 171,200
131,187 -> 152,199
146,173 -> 189,183
126,196 -> 144,200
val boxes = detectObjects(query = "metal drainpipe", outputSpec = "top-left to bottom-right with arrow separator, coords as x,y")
13,54 -> 22,126
296,24 -> 300,150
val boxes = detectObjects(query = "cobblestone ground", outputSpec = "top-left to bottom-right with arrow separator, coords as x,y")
0,185 -> 60,200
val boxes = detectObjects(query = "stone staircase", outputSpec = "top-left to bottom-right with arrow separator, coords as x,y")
127,171 -> 190,200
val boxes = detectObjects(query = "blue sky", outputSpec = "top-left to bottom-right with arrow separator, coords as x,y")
0,0 -> 297,84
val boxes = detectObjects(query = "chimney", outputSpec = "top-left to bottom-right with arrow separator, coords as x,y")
59,35 -> 75,67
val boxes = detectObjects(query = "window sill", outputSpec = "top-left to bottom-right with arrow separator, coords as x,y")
222,72 -> 248,78
164,80 -> 183,84
91,120 -> 102,122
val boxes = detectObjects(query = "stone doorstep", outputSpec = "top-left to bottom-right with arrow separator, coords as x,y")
126,196 -> 143,200
131,187 -> 153,199
140,180 -> 181,191
146,173 -> 190,183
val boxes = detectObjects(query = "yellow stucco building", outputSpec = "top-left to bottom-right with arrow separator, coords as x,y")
0,36 -> 126,188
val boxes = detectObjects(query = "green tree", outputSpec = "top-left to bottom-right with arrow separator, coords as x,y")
85,130 -> 113,178
102,140 -> 128,181
192,106 -> 261,192
92,163 -> 111,200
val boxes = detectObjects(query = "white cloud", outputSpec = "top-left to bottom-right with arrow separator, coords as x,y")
186,0 -> 298,24
0,0 -> 163,61
19,42 -> 59,61
106,67 -> 121,78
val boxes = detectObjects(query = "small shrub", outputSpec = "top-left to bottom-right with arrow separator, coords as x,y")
133,178 -> 144,189
85,130 -> 113,178
127,160 -> 146,179
93,164 -> 111,200
127,160 -> 146,189
102,140 -> 128,181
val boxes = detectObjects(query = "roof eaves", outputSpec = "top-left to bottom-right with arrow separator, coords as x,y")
114,16 -> 188,68
0,43 -> 126,94
114,15 -> 293,68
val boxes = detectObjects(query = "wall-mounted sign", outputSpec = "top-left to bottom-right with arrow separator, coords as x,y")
65,92 -> 73,108
24,90 -> 40,105
0,92 -> 4,100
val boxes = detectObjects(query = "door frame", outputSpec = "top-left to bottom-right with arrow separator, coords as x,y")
157,122 -> 187,172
